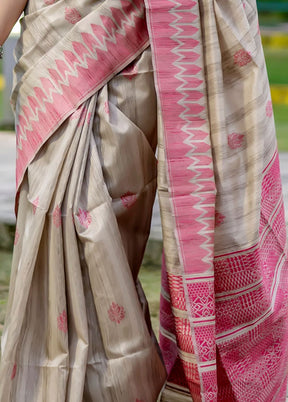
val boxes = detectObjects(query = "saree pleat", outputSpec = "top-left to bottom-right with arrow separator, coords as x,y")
0,47 -> 166,400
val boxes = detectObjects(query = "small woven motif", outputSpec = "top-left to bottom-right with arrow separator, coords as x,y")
0,46 -> 3,59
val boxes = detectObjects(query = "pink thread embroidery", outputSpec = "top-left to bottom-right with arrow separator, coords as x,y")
77,208 -> 92,228
65,8 -> 82,24
228,133 -> 245,149
121,192 -> 137,209
266,100 -> 273,118
104,101 -> 109,114
32,197 -> 39,215
53,205 -> 61,228
11,363 -> 17,380
215,211 -> 225,227
234,49 -> 252,67
45,0 -> 56,4
108,302 -> 125,324
57,310 -> 68,333
14,230 -> 20,246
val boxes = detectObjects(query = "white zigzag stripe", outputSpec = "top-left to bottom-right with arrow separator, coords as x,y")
168,0 -> 215,269
17,2 -> 145,153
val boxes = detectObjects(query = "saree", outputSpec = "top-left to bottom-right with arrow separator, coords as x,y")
1,0 -> 288,401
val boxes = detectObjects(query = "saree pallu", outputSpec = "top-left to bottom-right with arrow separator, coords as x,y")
150,0 -> 288,400
1,0 -> 288,401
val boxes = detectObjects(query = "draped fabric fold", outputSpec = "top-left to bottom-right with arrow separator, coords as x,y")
146,0 -> 288,400
1,0 -> 288,401
0,1 -> 166,400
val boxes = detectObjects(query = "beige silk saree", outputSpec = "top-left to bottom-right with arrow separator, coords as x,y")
1,0 -> 288,401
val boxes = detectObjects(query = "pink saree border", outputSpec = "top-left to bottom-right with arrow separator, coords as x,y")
15,0 -> 149,190
144,0 -> 216,274
145,0 -> 217,399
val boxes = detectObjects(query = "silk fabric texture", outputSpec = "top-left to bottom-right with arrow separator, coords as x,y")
1,0 -> 288,401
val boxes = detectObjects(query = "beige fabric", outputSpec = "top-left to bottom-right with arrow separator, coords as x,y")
203,0 -> 277,255
153,1 -> 288,400
0,48 -> 166,401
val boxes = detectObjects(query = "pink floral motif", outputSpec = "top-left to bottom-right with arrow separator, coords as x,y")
104,101 -> 109,115
108,302 -> 125,324
77,208 -> 92,229
228,133 -> 245,149
53,205 -> 61,228
65,7 -> 82,24
233,49 -> 252,67
45,0 -> 56,4
14,229 -> 20,246
266,100 -> 273,118
57,310 -> 68,333
215,211 -> 225,227
121,192 -> 137,209
11,363 -> 17,380
32,197 -> 39,215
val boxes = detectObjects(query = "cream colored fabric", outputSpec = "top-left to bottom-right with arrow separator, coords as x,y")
152,1 -> 288,400
0,48 -> 166,401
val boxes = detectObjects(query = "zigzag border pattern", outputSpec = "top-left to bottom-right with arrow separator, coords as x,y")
146,0 -> 217,400
166,0 -> 216,275
15,0 -> 149,189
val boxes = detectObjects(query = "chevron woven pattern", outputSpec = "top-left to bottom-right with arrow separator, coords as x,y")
146,0 -> 217,399
15,0 -> 149,189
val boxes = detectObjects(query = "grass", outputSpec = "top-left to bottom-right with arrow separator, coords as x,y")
139,265 -> 161,336
273,104 -> 288,151
262,47 -> 288,151
258,12 -> 288,27
264,48 -> 288,85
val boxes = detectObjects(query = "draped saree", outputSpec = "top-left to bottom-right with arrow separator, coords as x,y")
1,0 -> 288,401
